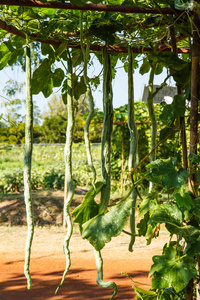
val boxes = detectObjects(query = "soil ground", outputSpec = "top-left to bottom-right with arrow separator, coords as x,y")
0,189 -> 169,299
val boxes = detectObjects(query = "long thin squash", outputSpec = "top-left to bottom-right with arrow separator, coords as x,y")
147,64 -> 157,193
94,250 -> 118,300
99,46 -> 113,214
55,50 -> 75,294
80,12 -> 96,183
24,43 -> 34,289
94,46 -> 117,299
127,45 -> 138,252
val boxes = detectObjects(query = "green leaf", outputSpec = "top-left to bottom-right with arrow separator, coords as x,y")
0,42 -> 13,70
190,197 -> 200,219
55,41 -> 68,58
185,240 -> 200,257
149,246 -> 197,293
146,158 -> 188,190
53,68 -> 65,87
72,182 -> 104,230
160,94 -> 186,126
32,58 -> 64,97
150,202 -> 183,226
139,57 -> 150,75
81,200 -> 132,250
174,191 -> 193,210
41,43 -> 54,58
145,223 -> 157,245
160,103 -> 175,126
189,153 -> 200,163
138,196 -> 157,217
171,63 -> 191,88
70,0 -> 84,6
159,123 -> 174,141
132,285 -> 157,299
154,63 -> 163,75
73,75 -> 87,100
137,212 -> 149,236
166,223 -> 200,237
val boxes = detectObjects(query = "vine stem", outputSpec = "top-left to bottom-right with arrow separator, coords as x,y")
24,43 -> 34,289
94,249 -> 118,300
55,50 -> 75,294
127,45 -> 138,252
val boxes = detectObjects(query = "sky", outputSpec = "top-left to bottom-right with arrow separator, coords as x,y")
0,55 -> 175,118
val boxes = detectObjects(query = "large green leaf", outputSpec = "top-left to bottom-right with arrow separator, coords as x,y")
137,212 -> 150,236
185,240 -> 200,257
174,189 -> 193,210
73,75 -> 87,100
146,158 -> 188,190
190,197 -> 200,218
166,223 -> 200,237
160,94 -> 186,126
32,58 -> 64,97
148,52 -> 188,71
72,181 -> 104,230
81,200 -> 132,250
150,202 -> 183,226
139,57 -> 150,75
149,246 -> 197,293
138,195 -> 158,217
0,42 -> 13,70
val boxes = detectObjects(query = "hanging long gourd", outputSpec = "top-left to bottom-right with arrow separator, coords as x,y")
127,45 -> 138,252
80,12 -> 96,183
93,46 -> 118,300
24,43 -> 34,289
99,46 -> 113,214
94,250 -> 118,300
55,50 -> 75,294
147,64 -> 157,193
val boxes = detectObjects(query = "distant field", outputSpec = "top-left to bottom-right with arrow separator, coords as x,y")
0,143 -> 101,192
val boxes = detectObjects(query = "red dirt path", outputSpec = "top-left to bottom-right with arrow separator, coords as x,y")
0,226 -> 168,299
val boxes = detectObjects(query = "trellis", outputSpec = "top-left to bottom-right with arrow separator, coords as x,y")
1,1 -> 199,299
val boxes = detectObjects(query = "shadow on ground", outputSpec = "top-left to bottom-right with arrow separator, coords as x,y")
0,267 -> 143,299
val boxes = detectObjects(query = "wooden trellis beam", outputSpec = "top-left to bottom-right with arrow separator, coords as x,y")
0,0 -> 183,15
0,19 -> 189,54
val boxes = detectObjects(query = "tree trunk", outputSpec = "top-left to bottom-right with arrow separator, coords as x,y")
24,44 -> 34,290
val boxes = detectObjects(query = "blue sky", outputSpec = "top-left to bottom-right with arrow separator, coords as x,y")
0,56 -> 175,118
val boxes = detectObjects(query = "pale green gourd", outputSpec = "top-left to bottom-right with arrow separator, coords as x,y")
127,45 -> 138,252
55,50 -> 75,294
94,46 -> 117,299
24,43 -> 34,290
